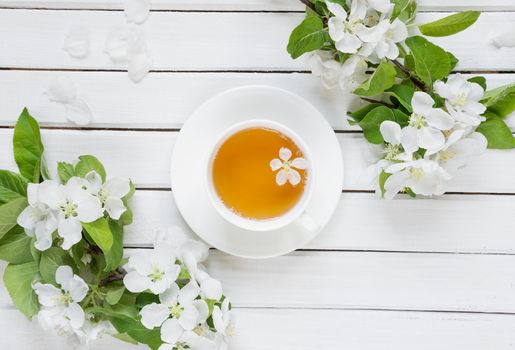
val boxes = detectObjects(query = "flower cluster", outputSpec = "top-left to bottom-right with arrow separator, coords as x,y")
310,0 -> 408,91
368,74 -> 488,198
17,171 -> 130,251
289,0 -> 515,198
124,227 -> 233,350
269,147 -> 308,186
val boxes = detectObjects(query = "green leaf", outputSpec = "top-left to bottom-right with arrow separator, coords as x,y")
104,283 -> 126,305
419,11 -> 480,37
481,84 -> 515,119
82,218 -> 114,254
3,262 -> 40,319
354,61 -> 396,97
405,36 -> 451,86
0,170 -> 28,204
118,181 -> 135,226
111,333 -> 139,345
127,321 -> 162,350
104,220 -> 123,272
39,247 -> 75,284
75,155 -> 106,182
468,76 -> 487,91
378,171 -> 391,198
477,118 -> 515,149
0,226 -> 33,264
393,109 -> 410,127
57,162 -> 75,184
348,103 -> 383,125
30,236 -> 41,264
287,16 -> 327,59
359,106 -> 395,144
386,84 -> 415,112
13,108 -> 44,182
0,197 -> 28,239
447,51 -> 459,71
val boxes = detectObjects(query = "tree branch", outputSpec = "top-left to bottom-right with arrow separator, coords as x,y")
99,267 -> 127,287
360,97 -> 395,108
298,0 -> 316,11
390,59 -> 427,92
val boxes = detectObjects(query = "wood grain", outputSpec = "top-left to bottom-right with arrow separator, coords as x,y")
123,191 -> 515,254
0,11 -> 514,71
1,306 -> 515,350
2,250 -> 515,312
1,0 -> 515,11
1,70 -> 514,130
1,129 -> 514,193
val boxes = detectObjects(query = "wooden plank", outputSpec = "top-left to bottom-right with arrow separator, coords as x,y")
0,10 -> 514,71
123,191 -> 515,254
1,0 -> 515,11
1,70 -> 514,130
2,250 -> 515,312
1,307 -> 515,350
1,129 -> 514,193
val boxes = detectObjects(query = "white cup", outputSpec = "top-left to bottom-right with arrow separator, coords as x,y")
205,119 -> 319,233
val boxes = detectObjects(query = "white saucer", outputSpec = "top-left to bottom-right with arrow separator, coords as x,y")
170,85 -> 343,258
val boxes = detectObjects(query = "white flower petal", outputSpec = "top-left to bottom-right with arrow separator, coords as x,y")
63,27 -> 90,59
159,283 -> 180,306
58,218 -> 83,250
192,299 -> 209,324
158,344 -> 174,350
390,19 -> 408,42
84,171 -> 103,194
47,76 -> 77,103
426,108 -> 454,131
326,1 -> 348,19
33,283 -> 62,307
275,169 -> 288,186
178,305 -> 199,331
68,275 -> 89,302
493,31 -> 515,48
287,169 -> 301,186
200,277 -> 223,301
212,306 -> 228,335
105,197 -> 126,220
269,158 -> 282,171
279,147 -> 292,162
384,169 -> 410,200
418,127 -> 445,151
104,178 -> 131,198
128,53 -> 152,83
64,99 -> 93,126
124,0 -> 151,24
123,271 -> 149,293
178,280 -> 200,305
411,92 -> 435,116
161,318 -> 184,345
65,302 -> 85,329
291,158 -> 308,170
17,206 -> 38,231
74,193 -> 103,223
140,303 -> 170,329
33,226 -> 54,251
55,265 -> 73,289
105,27 -> 131,62
335,33 -> 362,54
380,121 -> 401,145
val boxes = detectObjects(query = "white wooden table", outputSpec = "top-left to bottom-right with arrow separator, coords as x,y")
1,1 -> 515,349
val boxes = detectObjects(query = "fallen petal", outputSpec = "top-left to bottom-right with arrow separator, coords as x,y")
63,27 -> 90,58
65,99 -> 93,125
493,31 -> 515,48
128,53 -> 152,83
105,27 -> 130,62
46,76 -> 77,103
124,0 -> 151,24
288,170 -> 301,186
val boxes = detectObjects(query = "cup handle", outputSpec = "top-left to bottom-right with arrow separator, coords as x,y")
293,211 -> 320,236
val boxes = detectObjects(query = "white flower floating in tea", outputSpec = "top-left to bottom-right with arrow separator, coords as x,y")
269,147 -> 307,186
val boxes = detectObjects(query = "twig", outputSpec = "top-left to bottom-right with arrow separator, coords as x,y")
298,0 -> 316,11
360,97 -> 395,108
99,267 -> 127,287
390,59 -> 427,92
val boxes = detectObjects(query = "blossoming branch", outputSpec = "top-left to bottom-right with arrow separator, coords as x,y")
288,0 -> 515,198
